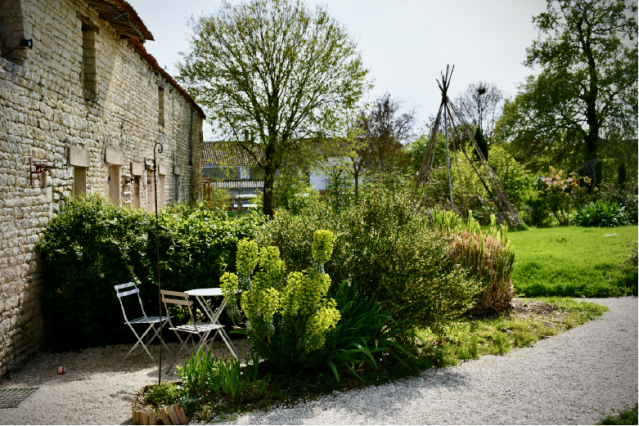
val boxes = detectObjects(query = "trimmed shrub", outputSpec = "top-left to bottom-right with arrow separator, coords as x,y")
36,193 -> 263,349
256,187 -> 482,334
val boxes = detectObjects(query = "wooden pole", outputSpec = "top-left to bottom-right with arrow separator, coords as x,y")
444,99 -> 453,206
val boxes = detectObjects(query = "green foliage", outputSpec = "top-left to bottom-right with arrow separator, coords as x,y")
36,193 -> 263,349
418,298 -> 609,366
178,346 -> 269,403
594,160 -> 604,187
509,225 -> 638,297
596,182 -> 638,224
572,201 -> 628,227
598,404 -> 638,425
617,241 -> 638,275
494,0 -> 638,167
488,144 -> 537,211
304,282 -> 422,382
432,209 -> 516,312
176,0 -> 369,216
474,128 -> 488,161
407,133 -> 447,173
257,186 -> 482,333
522,196 -> 553,227
533,167 -> 591,226
221,231 -> 341,373
617,162 -> 627,187
145,382 -> 185,408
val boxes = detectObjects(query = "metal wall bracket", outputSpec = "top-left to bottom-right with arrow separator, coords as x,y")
29,157 -> 53,187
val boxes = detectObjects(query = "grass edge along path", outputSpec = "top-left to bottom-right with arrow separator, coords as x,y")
417,298 -> 609,366
598,403 -> 638,425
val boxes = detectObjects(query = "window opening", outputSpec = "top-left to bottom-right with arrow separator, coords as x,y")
133,176 -> 141,209
108,165 -> 120,205
146,171 -> 155,211
159,174 -> 166,208
73,167 -> 87,197
122,174 -> 132,206
81,23 -> 98,94
158,86 -> 165,126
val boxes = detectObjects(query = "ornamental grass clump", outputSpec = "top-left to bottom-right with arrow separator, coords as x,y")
432,208 -> 516,312
221,231 -> 341,373
572,201 -> 628,227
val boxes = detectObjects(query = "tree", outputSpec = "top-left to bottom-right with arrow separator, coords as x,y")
358,93 -> 415,174
454,81 -> 504,143
326,94 -> 415,204
177,0 -> 369,216
495,0 -> 638,170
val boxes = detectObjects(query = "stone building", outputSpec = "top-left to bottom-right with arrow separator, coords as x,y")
0,0 -> 205,377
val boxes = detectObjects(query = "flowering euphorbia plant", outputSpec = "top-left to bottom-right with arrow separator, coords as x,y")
221,231 -> 340,372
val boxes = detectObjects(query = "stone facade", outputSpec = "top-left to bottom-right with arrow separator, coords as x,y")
0,0 -> 204,378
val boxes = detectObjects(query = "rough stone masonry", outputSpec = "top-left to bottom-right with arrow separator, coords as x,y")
0,0 -> 205,378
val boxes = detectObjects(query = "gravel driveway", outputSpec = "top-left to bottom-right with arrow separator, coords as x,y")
0,298 -> 635,425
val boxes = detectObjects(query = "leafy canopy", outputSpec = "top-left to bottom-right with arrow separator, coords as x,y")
177,0 -> 369,216
495,0 -> 638,171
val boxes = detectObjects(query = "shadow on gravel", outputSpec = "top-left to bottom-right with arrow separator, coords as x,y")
0,339 -> 251,389
253,368 -> 471,424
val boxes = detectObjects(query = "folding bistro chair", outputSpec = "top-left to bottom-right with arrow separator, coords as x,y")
114,282 -> 173,363
160,290 -> 225,373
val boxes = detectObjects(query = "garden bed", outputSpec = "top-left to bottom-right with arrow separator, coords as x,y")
138,298 -> 608,423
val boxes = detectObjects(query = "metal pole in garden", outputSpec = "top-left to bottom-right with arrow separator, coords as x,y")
153,142 -> 164,385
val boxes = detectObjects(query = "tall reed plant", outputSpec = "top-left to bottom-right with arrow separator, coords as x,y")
432,208 -> 516,312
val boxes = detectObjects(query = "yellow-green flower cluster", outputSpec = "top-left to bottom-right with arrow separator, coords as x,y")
311,230 -> 335,264
223,231 -> 340,353
303,298 -> 340,352
236,239 -> 259,279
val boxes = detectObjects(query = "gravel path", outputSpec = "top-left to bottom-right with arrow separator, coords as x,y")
219,297 -> 637,425
0,298 -> 635,425
0,340 -> 251,425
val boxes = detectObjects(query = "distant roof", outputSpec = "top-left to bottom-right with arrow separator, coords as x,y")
87,0 -> 154,41
209,180 -> 264,189
203,142 -> 263,166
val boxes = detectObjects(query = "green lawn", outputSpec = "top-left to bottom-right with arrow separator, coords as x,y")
509,225 -> 638,297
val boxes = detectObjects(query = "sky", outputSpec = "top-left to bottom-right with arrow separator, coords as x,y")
132,0 -> 549,139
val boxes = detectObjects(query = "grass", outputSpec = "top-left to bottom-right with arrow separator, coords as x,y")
598,403 -> 638,425
508,225 -> 638,297
416,298 -> 609,366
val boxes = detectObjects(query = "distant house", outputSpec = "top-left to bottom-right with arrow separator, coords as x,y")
203,142 -> 264,197
203,141 -> 362,196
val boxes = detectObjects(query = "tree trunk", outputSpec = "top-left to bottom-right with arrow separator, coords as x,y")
585,105 -> 599,161
263,170 -> 276,217
353,169 -> 359,205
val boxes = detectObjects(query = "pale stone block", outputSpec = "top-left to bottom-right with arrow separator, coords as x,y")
105,147 -> 123,165
131,161 -> 143,176
173,165 -> 181,176
68,147 -> 89,167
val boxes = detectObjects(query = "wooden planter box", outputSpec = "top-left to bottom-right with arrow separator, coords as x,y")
132,383 -> 188,425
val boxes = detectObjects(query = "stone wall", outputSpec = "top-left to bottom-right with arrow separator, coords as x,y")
0,0 -> 204,378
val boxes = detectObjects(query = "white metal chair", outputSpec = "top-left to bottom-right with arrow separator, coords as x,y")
160,289 -> 226,373
114,282 -> 173,363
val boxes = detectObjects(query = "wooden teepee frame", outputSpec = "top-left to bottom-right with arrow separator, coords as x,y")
414,65 -> 522,228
